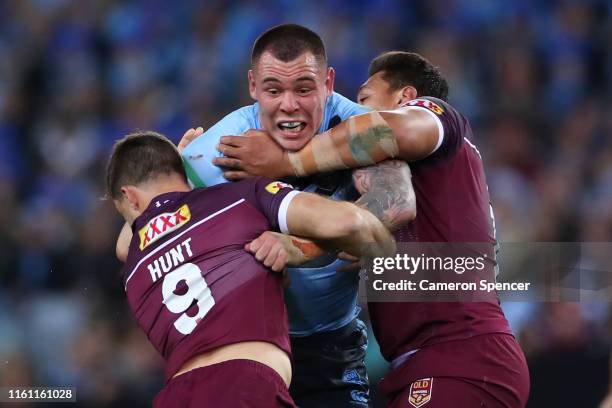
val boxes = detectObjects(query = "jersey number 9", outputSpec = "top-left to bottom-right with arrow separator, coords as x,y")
162,263 -> 215,335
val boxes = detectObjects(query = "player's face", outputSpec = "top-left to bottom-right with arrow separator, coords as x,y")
249,51 -> 334,151
357,71 -> 403,111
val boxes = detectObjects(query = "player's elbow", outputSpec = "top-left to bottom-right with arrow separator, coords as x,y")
399,199 -> 417,224
385,192 -> 416,232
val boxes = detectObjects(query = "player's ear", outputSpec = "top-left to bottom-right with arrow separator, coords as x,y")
325,67 -> 335,97
248,70 -> 257,100
398,85 -> 417,106
121,186 -> 140,211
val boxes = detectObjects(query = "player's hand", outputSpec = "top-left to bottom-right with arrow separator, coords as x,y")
177,127 -> 204,152
213,129 -> 293,180
116,222 -> 133,263
246,231 -> 301,272
336,251 -> 361,273
599,393 -> 612,408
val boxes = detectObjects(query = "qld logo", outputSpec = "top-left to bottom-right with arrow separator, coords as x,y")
138,204 -> 191,250
408,378 -> 433,407
265,181 -> 292,194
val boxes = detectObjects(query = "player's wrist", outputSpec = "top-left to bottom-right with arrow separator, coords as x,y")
285,151 -> 304,177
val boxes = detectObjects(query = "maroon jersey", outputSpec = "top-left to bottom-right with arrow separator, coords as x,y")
122,177 -> 298,381
369,97 -> 512,362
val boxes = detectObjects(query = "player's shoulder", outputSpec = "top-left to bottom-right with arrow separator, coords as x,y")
217,103 -> 259,130
403,97 -> 473,161
182,104 -> 257,159
403,96 -> 456,117
327,92 -> 370,119
233,103 -> 259,124
199,104 -> 258,142
181,104 -> 260,188
402,96 -> 470,135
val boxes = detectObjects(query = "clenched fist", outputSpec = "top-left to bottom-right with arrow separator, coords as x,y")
214,129 -> 293,180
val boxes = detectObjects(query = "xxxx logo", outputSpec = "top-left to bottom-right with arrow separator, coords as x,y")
139,204 -> 191,250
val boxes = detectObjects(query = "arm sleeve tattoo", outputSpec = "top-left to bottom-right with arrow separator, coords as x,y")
352,160 -> 416,231
287,111 -> 399,176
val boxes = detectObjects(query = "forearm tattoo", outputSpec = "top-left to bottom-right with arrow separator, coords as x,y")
353,160 -> 416,230
288,112 -> 399,176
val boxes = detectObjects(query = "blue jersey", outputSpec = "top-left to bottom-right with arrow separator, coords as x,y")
284,171 -> 360,336
182,92 -> 369,335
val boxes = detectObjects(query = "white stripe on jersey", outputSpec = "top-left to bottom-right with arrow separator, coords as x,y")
463,136 -> 482,159
278,190 -> 301,234
402,106 -> 445,155
125,199 -> 246,289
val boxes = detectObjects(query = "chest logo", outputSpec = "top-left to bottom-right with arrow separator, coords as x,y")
408,378 -> 433,407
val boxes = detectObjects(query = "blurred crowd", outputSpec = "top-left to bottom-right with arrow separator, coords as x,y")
0,0 -> 611,406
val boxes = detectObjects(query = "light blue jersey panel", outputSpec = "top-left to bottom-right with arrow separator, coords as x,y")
285,258 -> 360,335
285,171 -> 361,336
182,92 -> 368,188
182,92 -> 369,335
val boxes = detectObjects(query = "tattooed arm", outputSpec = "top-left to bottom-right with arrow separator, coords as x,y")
214,109 -> 438,180
353,160 -> 416,231
246,191 -> 396,271
246,160 -> 414,272
286,109 -> 438,176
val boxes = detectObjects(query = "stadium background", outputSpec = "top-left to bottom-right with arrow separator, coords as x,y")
0,0 -> 611,406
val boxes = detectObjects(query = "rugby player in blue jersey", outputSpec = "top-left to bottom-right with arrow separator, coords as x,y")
177,24 -> 416,407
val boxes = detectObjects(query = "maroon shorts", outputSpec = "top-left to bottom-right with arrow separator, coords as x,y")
154,359 -> 296,408
381,334 -> 530,408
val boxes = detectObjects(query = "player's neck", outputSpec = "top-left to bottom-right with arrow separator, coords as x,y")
140,180 -> 191,211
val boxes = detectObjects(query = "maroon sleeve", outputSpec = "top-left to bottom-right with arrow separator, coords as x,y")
405,97 -> 467,162
235,177 -> 297,232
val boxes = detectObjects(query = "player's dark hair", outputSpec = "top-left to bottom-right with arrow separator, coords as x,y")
251,23 -> 327,66
106,131 -> 186,200
369,51 -> 449,101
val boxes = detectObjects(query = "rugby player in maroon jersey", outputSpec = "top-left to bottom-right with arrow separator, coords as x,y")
106,131 -> 394,407
212,51 -> 530,407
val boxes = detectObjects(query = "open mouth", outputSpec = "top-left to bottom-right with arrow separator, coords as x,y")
277,121 -> 306,134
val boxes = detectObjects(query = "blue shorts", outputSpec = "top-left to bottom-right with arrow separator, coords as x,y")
289,318 -> 369,407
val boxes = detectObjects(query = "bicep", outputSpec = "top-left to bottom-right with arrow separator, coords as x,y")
380,108 -> 443,161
